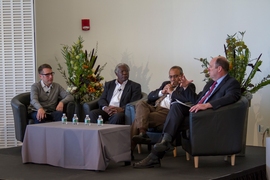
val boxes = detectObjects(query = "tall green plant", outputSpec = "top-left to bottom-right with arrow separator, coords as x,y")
56,36 -> 106,103
196,31 -> 270,96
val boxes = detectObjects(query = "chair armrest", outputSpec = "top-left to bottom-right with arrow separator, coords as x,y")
83,98 -> 100,116
125,92 -> 148,125
186,96 -> 249,155
65,101 -> 75,121
10,92 -> 30,142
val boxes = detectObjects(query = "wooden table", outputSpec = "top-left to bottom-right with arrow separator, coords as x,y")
22,122 -> 130,171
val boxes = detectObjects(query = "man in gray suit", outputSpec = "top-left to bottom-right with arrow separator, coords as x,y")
89,63 -> 142,124
29,64 -> 74,123
133,56 -> 241,168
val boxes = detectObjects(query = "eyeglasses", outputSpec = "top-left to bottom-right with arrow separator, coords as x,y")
41,72 -> 55,77
169,75 -> 179,79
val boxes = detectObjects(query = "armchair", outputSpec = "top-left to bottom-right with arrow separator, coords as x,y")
11,92 -> 75,142
181,96 -> 249,168
83,92 -> 148,125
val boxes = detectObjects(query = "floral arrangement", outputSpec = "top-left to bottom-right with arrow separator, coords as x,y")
196,31 -> 270,97
56,36 -> 106,103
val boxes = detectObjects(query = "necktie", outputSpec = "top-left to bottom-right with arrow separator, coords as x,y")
155,94 -> 167,107
198,81 -> 217,104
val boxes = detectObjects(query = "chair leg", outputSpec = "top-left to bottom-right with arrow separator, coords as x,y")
173,147 -> 177,157
137,144 -> 142,154
224,156 -> 228,161
186,152 -> 190,161
231,154 -> 235,166
194,156 -> 199,168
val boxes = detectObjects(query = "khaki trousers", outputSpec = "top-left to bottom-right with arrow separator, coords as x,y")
130,100 -> 169,141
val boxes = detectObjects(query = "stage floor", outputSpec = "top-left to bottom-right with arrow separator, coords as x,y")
0,145 -> 266,180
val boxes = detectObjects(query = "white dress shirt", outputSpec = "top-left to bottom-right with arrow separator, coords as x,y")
109,80 -> 128,107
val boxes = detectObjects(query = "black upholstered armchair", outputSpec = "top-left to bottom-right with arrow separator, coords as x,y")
181,96 -> 249,168
11,92 -> 75,142
83,92 -> 148,125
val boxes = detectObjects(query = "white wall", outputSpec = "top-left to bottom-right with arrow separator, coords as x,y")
35,0 -> 270,146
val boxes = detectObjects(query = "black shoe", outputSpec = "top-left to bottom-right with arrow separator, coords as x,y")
154,140 -> 174,152
132,133 -> 151,144
133,155 -> 161,168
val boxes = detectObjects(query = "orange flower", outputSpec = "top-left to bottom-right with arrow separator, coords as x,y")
229,62 -> 233,70
83,65 -> 89,69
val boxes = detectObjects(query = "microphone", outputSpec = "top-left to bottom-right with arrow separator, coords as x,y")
118,88 -> 122,91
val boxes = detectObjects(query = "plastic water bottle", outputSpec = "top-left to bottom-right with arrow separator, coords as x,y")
97,115 -> 103,126
61,113 -> 67,124
72,114 -> 79,125
84,115 -> 91,126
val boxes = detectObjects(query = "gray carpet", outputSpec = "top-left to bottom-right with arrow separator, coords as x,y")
0,145 -> 266,180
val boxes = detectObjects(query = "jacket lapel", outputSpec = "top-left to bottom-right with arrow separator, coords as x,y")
211,75 -> 230,96
107,81 -> 116,101
120,80 -> 130,102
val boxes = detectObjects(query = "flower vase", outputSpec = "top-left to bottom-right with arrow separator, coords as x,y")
74,101 -> 85,122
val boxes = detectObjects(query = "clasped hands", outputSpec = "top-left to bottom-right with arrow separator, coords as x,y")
36,102 -> 64,121
103,106 -> 124,116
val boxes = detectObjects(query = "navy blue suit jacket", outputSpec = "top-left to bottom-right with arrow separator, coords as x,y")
98,79 -> 142,109
172,74 -> 241,110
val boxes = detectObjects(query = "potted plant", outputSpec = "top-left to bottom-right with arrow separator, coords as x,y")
56,36 -> 106,119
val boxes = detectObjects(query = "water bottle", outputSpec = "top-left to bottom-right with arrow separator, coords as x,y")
97,115 -> 103,126
72,114 -> 79,125
61,113 -> 67,124
84,115 -> 91,126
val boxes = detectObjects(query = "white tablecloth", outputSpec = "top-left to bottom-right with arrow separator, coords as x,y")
22,122 -> 130,171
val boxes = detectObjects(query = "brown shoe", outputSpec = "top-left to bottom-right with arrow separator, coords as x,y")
132,133 -> 151,144
133,154 -> 161,168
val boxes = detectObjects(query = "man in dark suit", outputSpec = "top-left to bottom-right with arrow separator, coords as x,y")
89,63 -> 141,124
133,56 -> 241,168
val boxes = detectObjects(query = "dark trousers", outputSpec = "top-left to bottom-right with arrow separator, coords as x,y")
30,111 -> 63,124
89,109 -> 125,124
152,103 -> 190,159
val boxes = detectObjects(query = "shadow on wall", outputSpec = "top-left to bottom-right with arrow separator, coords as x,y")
109,50 -> 151,93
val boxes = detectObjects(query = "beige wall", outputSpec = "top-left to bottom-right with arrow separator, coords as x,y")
34,0 -> 270,146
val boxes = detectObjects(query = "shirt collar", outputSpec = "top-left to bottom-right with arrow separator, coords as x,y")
115,79 -> 128,86
41,80 -> 53,89
216,74 -> 227,85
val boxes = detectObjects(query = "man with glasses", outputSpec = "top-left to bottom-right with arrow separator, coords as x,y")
130,66 -> 195,160
29,64 -> 74,123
